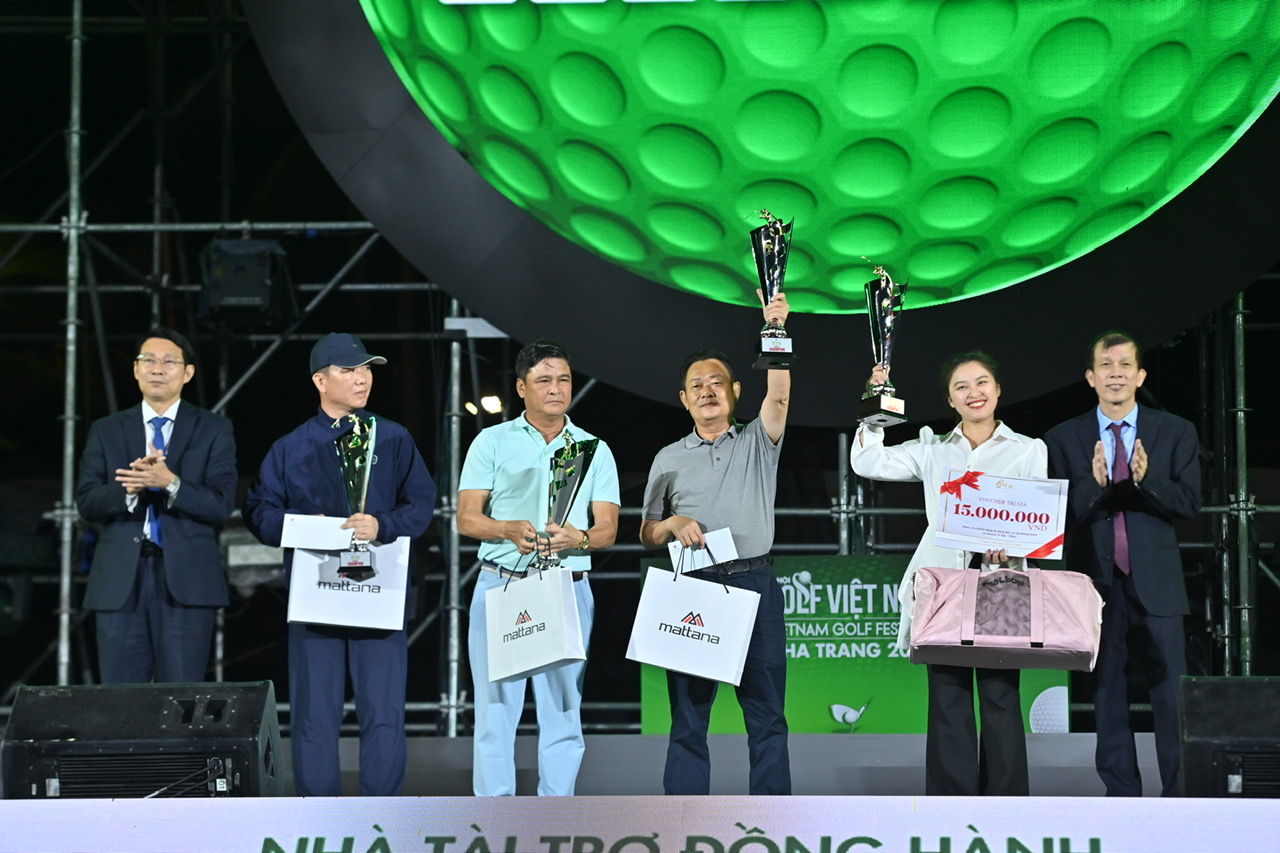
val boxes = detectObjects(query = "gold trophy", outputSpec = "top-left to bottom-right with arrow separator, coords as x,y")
334,413 -> 377,579
532,429 -> 599,571
858,262 -> 908,427
750,209 -> 795,370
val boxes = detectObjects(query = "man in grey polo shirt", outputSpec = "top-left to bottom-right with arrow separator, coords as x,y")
640,292 -> 792,796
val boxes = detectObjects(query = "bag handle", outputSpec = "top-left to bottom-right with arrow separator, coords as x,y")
701,544 -> 731,594
670,543 -> 731,594
960,568 -> 981,645
1027,568 -> 1045,648
501,549 -> 537,592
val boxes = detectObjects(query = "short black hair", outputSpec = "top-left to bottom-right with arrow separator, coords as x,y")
679,349 -> 737,389
135,326 -> 196,368
515,340 -> 571,380
1088,330 -> 1142,369
938,350 -> 1002,397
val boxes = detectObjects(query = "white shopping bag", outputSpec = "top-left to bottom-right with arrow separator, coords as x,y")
626,566 -> 760,686
287,536 -> 410,631
486,566 -> 586,683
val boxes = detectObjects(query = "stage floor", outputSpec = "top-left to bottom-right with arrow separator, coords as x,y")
334,732 -> 1156,797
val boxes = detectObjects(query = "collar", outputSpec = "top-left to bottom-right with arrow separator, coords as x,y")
141,398 -> 181,423
514,412 -> 576,441
684,420 -> 742,448
1095,403 -> 1140,434
315,406 -> 371,431
941,420 -> 1015,445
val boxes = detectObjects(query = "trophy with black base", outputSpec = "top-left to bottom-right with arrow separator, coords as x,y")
750,209 -> 795,370
532,430 -> 600,570
858,262 -> 908,427
334,413 -> 377,580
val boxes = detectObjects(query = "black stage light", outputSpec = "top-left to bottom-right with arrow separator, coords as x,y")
198,240 -> 298,330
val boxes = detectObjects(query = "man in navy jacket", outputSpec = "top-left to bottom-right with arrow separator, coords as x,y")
244,333 -> 436,796
76,327 -> 235,683
1045,331 -> 1202,797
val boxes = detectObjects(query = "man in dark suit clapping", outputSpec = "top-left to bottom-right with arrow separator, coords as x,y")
75,327 -> 236,683
1045,330 -> 1202,797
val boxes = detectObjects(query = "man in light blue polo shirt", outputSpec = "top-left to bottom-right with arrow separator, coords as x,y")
457,340 -> 620,796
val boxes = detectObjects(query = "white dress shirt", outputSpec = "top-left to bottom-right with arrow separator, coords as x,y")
851,421 -> 1047,651
124,399 -> 182,533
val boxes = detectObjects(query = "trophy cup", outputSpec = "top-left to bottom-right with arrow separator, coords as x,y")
532,429 -> 600,571
334,413 -> 377,580
858,261 -> 909,427
750,209 -> 795,370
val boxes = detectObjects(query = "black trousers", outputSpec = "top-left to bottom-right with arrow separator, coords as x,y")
95,553 -> 216,684
925,663 -> 1029,796
1094,569 -> 1186,797
663,564 -> 791,795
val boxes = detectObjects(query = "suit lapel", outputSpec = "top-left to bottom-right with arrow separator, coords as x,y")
1135,406 -> 1158,446
166,404 -> 195,463
1075,411 -> 1098,462
118,404 -> 146,458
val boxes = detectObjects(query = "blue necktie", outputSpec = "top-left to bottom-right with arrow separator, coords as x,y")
148,416 -> 170,548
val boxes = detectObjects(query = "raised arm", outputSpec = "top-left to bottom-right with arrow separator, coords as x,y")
759,290 -> 791,444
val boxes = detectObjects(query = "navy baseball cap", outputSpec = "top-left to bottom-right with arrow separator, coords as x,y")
309,333 -> 387,374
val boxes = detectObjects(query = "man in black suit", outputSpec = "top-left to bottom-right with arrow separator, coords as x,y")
75,327 -> 236,683
1045,331 -> 1201,796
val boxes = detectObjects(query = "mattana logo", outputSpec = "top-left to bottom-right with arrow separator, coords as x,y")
503,610 -> 544,643
659,611 -> 720,644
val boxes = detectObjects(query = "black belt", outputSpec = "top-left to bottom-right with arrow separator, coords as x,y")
480,560 -> 526,579
701,554 -> 772,575
140,540 -> 163,557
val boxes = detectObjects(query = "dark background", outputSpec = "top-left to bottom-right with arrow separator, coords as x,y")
1,1 -> 1277,731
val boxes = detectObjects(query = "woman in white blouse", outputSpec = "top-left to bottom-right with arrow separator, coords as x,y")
852,351 -> 1046,796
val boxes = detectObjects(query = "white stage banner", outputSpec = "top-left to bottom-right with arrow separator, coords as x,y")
0,795 -> 1275,853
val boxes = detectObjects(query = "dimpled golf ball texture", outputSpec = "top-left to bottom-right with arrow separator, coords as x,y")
360,0 -> 1280,314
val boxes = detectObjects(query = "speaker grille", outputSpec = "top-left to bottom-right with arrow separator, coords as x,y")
53,753 -> 230,798
1238,753 -> 1280,797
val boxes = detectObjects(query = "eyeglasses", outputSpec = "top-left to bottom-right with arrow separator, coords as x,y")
135,356 -> 185,371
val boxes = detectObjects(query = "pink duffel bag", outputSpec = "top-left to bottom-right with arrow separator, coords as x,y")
909,566 -> 1104,671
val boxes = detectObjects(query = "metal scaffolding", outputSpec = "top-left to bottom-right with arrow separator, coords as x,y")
1,3 -> 1274,733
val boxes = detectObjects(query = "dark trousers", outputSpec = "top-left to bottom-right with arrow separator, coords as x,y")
1095,570 -> 1186,797
664,565 -> 790,795
95,553 -> 216,683
288,621 -> 408,797
926,663 -> 1028,796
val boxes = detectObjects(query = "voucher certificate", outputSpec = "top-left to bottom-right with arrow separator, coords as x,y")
933,469 -> 1068,559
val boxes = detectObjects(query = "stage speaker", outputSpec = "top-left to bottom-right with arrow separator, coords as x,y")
197,239 -> 297,329
1181,676 -> 1280,797
1,681 -> 283,799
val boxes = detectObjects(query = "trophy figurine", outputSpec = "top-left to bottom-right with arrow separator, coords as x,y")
532,429 -> 600,571
334,413 -> 377,580
858,261 -> 909,427
750,209 -> 795,370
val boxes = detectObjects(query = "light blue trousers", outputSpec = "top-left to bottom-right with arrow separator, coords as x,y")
469,569 -> 594,796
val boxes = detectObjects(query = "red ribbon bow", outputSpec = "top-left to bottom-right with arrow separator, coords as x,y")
940,470 -> 983,498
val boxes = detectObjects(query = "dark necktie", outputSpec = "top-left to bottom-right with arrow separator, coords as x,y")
148,416 -> 170,548
1109,421 -> 1130,574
